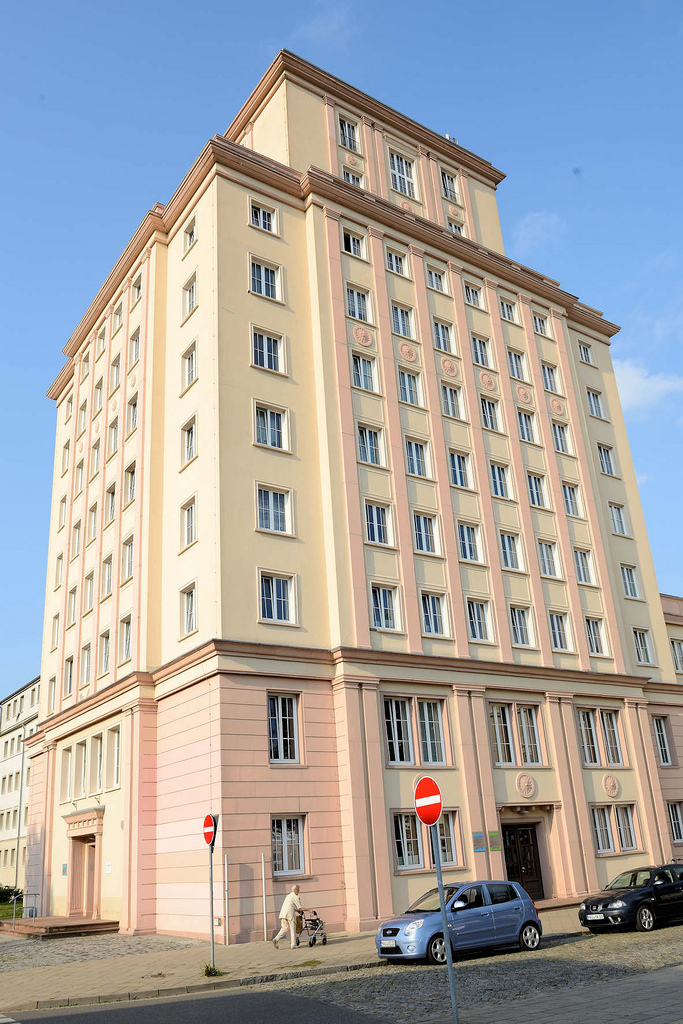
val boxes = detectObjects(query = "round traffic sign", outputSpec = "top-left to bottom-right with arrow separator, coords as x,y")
414,776 -> 443,827
203,814 -> 217,846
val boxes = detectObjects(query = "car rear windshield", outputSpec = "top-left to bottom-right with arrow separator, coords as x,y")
607,869 -> 652,889
407,887 -> 459,912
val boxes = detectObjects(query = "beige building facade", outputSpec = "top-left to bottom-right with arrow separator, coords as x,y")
0,677 -> 39,893
27,52 -> 683,940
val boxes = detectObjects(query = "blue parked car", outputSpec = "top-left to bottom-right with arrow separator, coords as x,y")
376,880 -> 542,964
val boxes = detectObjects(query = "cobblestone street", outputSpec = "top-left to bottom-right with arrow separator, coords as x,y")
0,934 -> 202,972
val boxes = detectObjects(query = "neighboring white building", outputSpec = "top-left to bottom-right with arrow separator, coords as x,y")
0,677 -> 39,891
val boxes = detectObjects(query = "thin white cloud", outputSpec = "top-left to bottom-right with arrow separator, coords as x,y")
613,358 -> 683,414
510,211 -> 566,261
287,4 -> 357,49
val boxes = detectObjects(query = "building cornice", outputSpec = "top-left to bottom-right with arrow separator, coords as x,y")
224,50 -> 507,188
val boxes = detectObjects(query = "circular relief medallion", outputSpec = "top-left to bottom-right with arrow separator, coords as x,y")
516,773 -> 536,799
448,205 -> 459,217
441,357 -> 459,377
130,374 -> 137,388
346,154 -> 357,167
516,384 -> 532,404
352,325 -> 373,348
78,441 -> 84,454
550,398 -> 565,415
399,342 -> 417,363
111,399 -> 117,412
480,371 -> 496,392
94,421 -> 100,434
401,201 -> 414,213
603,773 -> 620,798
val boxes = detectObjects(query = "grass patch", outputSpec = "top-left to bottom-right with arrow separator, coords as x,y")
0,903 -> 22,920
298,959 -> 323,968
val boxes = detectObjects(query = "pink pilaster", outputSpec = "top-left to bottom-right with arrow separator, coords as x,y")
624,699 -> 666,862
558,695 -> 598,893
544,693 -> 590,896
361,116 -> 379,194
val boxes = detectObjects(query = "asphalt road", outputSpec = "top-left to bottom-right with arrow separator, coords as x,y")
8,990 -> 386,1024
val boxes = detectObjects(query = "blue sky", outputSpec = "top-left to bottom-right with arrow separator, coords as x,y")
2,0 -> 682,685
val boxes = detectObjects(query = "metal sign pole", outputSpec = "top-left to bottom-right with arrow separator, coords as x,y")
209,838 -> 215,969
431,824 -> 459,1024
224,853 -> 229,946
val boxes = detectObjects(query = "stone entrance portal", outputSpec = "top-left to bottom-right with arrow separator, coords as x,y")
63,808 -> 104,919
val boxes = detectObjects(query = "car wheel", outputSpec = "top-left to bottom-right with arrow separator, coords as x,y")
519,922 -> 541,951
426,933 -> 449,965
636,904 -> 655,932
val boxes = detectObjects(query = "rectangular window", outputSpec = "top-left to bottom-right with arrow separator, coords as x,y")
106,726 -> 121,789
598,444 -> 616,475
384,698 -> 413,763
621,564 -> 639,598
80,644 -> 91,687
441,383 -> 462,418
64,657 -> 74,697
449,450 -> 470,488
592,806 -> 614,853
105,484 -> 116,524
59,495 -> 67,528
257,488 -> 287,534
127,395 -> 138,434
120,616 -> 132,661
609,502 -> 627,534
372,585 -> 397,630
615,805 -> 636,851
490,704 -> 514,765
499,299 -> 516,322
634,629 -> 652,665
48,676 -> 56,712
654,717 -> 672,766
579,343 -> 593,364
99,632 -> 110,675
75,742 -> 86,798
389,152 -> 415,197
260,574 -> 293,624
471,335 -> 489,366
183,342 -> 197,388
518,410 -> 536,442
75,461 -> 84,494
507,349 -> 526,380
84,573 -> 94,612
421,592 -> 446,635
94,379 -> 103,413
500,532 -> 520,570
339,117 -> 358,151
122,537 -> 133,581
352,353 -> 376,391
343,230 -> 363,257
255,406 -> 283,449
668,802 -> 683,843
480,397 -> 499,431
124,463 -> 135,505
600,710 -> 623,765
549,612 -> 569,651
440,170 -> 458,201
448,220 -> 463,235
346,287 -> 369,321
60,747 -> 72,801
78,401 -> 87,434
184,218 -> 196,250
573,548 -> 592,584
464,283 -> 481,307
271,816 -> 304,875
527,473 -> 546,508
130,328 -> 140,364
559,483 -> 578,517
398,369 -> 420,405
365,503 -> 390,545
250,261 -> 278,300
343,169 -> 362,187
414,513 -> 437,553
251,202 -> 274,232
392,812 -> 424,872
586,617 -> 605,655
671,639 -> 683,672
114,305 -> 123,332
108,418 -> 118,456
458,523 -> 479,561
358,425 -> 382,465
62,441 -> 70,475
552,421 -> 570,454
418,700 -> 445,764
427,268 -> 445,292
532,313 -> 548,335
391,304 -> 413,338
518,706 -> 542,765
433,320 -> 453,352
252,330 -> 282,373
268,694 -> 299,763
91,441 -> 100,477
386,249 -> 406,275
435,810 -> 458,866
490,463 -> 509,499
510,606 -> 532,646
97,328 -> 106,355
587,389 -> 604,418
467,600 -> 489,641
67,586 -> 77,624
538,541 -> 558,577
405,439 -> 428,477
51,613 -> 60,648
102,556 -> 112,598
541,363 -> 558,393
578,709 -> 599,764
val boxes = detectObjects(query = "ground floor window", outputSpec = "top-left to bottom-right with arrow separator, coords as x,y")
394,812 -> 423,869
668,802 -> 683,843
271,816 -> 304,875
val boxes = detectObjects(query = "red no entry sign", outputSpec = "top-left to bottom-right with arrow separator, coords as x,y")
414,776 -> 443,827
203,814 -> 217,846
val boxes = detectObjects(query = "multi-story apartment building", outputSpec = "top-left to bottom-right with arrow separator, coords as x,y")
27,52 -> 683,940
0,677 -> 39,891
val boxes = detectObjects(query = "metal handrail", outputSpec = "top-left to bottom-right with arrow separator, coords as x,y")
11,891 -> 39,929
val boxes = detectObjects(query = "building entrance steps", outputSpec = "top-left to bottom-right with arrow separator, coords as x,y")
0,916 -> 119,939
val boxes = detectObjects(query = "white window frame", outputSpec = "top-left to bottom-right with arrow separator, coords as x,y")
668,802 -> 683,843
405,438 -> 430,477
433,319 -> 453,352
467,599 -> 490,642
421,591 -> 447,636
653,717 -> 672,766
271,816 -> 305,875
252,328 -> 284,375
633,628 -> 653,665
365,502 -> 392,546
250,199 -> 277,234
346,286 -> 370,322
268,693 -> 299,763
256,483 -> 291,537
393,812 -> 423,869
389,151 -> 416,198
342,229 -> 365,258
259,571 -> 296,626
371,583 -> 399,631
254,403 -> 288,452
591,805 -> 615,853
500,531 -> 522,571
384,698 -> 414,764
250,258 -> 280,302
449,450 -> 471,489
182,340 -> 197,390
181,584 -> 197,636
181,496 -> 198,547
357,424 -> 383,466
441,382 -> 462,419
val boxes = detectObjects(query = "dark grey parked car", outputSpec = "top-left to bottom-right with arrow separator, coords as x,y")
579,865 -> 683,933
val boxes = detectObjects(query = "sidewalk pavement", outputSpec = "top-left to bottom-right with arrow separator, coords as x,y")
0,906 -> 582,1013
443,962 -> 683,1024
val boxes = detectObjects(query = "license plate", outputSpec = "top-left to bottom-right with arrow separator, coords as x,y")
381,939 -> 397,948
586,913 -> 604,920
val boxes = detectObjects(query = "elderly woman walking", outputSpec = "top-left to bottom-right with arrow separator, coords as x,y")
273,884 -> 303,949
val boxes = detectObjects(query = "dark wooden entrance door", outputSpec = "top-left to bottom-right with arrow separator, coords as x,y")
502,824 -> 544,900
